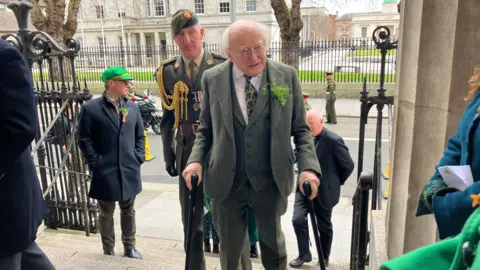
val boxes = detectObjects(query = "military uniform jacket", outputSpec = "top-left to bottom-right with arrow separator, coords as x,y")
158,50 -> 226,165
325,80 -> 336,102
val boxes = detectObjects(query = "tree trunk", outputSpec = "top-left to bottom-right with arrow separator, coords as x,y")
270,0 -> 303,70
28,0 -> 82,84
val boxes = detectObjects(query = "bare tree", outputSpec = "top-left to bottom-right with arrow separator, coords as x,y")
29,0 -> 82,44
270,0 -> 303,69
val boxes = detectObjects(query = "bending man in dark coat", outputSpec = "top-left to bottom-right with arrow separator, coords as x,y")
77,66 -> 145,259
0,38 -> 54,269
290,109 -> 354,268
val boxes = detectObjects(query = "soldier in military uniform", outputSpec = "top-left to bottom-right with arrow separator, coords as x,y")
325,72 -> 337,124
156,9 -> 226,270
303,92 -> 312,111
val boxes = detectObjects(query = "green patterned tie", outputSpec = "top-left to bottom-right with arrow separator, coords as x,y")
244,75 -> 257,118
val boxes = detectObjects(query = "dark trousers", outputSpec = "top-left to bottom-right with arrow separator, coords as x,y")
177,137 -> 205,270
97,197 -> 136,253
212,182 -> 288,270
0,242 -> 55,270
292,189 -> 333,259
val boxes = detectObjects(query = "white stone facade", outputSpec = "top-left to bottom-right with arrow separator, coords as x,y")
75,0 -> 280,49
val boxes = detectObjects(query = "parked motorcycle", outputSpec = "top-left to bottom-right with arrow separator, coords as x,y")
130,89 -> 162,135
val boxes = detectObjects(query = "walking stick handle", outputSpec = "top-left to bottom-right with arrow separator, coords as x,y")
303,181 -> 312,197
191,174 -> 198,191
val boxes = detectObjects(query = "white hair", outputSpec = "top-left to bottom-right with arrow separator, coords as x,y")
221,20 -> 271,56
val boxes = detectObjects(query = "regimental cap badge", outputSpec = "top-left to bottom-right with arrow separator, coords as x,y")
183,12 -> 192,19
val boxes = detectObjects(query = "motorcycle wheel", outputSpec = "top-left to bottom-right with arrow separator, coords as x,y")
151,116 -> 162,135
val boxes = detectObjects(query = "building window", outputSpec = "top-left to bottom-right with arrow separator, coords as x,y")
361,27 -> 367,38
219,0 -> 230,13
147,0 -> 165,17
118,11 -> 125,18
95,5 -> 104,19
194,0 -> 204,14
118,37 -> 124,47
342,24 -> 347,32
246,0 -> 256,12
98,37 -> 106,56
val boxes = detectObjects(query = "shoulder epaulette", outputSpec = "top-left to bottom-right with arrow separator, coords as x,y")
160,56 -> 177,66
212,52 -> 227,60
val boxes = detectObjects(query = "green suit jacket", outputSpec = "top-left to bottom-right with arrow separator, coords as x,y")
187,59 -> 322,201
380,206 -> 480,269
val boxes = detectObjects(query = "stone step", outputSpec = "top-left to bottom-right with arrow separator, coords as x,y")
38,229 -> 349,269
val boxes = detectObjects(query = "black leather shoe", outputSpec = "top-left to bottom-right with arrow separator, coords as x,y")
250,244 -> 258,258
212,243 -> 219,254
289,253 -> 312,268
124,248 -> 142,260
204,240 -> 211,253
103,250 -> 115,256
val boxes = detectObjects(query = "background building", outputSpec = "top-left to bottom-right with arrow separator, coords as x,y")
76,0 -> 281,49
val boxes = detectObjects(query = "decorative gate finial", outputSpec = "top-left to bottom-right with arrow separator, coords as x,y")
7,0 -> 33,32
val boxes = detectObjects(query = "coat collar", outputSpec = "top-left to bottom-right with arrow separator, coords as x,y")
102,93 -> 129,130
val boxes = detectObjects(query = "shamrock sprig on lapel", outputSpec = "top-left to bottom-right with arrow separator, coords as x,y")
120,107 -> 129,123
263,83 -> 290,106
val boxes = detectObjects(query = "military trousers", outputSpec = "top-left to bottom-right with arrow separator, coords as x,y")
325,100 -> 337,123
176,135 -> 205,270
97,197 -> 136,253
212,181 -> 288,270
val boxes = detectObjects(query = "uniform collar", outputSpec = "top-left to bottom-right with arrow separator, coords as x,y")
182,48 -> 204,68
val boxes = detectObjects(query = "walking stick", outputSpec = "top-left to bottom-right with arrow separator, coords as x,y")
303,181 -> 327,270
185,174 -> 199,270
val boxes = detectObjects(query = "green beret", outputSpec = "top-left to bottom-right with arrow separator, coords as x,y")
171,9 -> 199,37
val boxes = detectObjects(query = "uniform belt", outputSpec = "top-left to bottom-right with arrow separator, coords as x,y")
178,123 -> 199,136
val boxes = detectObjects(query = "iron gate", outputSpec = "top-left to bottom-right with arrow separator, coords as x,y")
2,0 -> 98,235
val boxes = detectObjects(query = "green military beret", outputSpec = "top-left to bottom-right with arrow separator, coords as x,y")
171,9 -> 199,37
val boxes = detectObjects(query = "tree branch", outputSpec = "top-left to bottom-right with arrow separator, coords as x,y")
28,0 -> 47,32
290,0 -> 303,34
63,0 -> 81,39
270,0 -> 292,37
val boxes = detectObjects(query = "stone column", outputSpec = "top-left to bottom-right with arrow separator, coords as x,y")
140,32 -> 146,66
386,0 -> 480,259
126,32 -> 132,67
154,32 -> 161,64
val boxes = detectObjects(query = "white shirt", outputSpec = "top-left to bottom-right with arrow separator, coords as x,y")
232,64 -> 263,123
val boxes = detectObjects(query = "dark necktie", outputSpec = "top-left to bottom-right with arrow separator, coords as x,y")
244,75 -> 257,118
189,61 -> 197,83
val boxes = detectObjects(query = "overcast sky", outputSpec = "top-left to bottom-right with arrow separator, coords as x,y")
302,0 -> 386,16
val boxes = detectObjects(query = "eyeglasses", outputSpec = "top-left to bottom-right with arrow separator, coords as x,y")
233,44 -> 266,57
113,80 -> 135,87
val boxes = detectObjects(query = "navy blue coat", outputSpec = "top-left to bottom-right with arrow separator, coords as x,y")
0,39 -> 48,257
77,95 -> 145,201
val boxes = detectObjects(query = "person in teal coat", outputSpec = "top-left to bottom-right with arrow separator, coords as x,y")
417,66 -> 480,239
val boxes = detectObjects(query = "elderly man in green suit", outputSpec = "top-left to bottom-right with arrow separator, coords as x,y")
183,20 -> 322,269
157,8 -> 226,270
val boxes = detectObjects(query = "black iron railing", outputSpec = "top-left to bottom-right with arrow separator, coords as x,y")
30,38 -> 397,84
